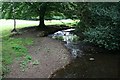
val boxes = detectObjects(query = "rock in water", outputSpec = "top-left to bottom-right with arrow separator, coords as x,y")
89,57 -> 95,61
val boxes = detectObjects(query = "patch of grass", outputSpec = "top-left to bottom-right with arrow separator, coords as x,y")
19,55 -> 32,72
32,60 -> 39,65
0,19 -> 38,38
0,19 -> 79,38
20,56 -> 39,71
2,37 -> 33,75
25,55 -> 32,61
65,20 -> 79,27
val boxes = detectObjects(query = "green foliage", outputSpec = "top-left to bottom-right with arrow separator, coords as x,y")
2,2 -> 77,20
20,60 -> 28,72
20,55 -> 32,72
26,55 -> 32,61
32,60 -> 39,65
83,26 -> 120,50
20,57 -> 39,71
2,37 -> 33,75
2,2 -> 77,28
76,2 -> 120,50
75,3 -> 92,32
72,35 -> 79,42
66,20 -> 79,27
2,65 -> 10,75
45,11 -> 66,20
2,2 -> 39,19
54,36 -> 64,41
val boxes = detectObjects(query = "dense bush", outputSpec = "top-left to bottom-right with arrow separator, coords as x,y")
76,3 -> 120,50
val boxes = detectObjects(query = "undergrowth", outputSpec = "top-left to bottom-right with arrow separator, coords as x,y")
2,36 -> 33,76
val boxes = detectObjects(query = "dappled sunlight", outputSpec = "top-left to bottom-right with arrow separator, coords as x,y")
0,19 -> 78,37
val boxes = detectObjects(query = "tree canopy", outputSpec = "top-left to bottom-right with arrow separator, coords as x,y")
2,2 -> 120,50
2,2 -> 77,29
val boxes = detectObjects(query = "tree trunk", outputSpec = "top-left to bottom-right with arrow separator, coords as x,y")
11,2 -> 17,33
37,3 -> 47,30
39,10 -> 45,28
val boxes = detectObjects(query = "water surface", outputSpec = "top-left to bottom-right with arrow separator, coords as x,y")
49,28 -> 120,78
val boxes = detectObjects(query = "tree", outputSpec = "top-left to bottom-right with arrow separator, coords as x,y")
2,2 -> 77,29
39,3 -> 47,28
11,2 -> 17,33
76,2 -> 120,50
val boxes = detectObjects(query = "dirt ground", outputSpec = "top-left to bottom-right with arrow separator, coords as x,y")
5,26 -> 72,78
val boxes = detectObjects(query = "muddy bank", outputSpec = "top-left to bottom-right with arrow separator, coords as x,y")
48,29 -> 120,78
5,26 -> 120,78
50,41 -> 120,78
10,25 -> 70,38
5,26 -> 72,78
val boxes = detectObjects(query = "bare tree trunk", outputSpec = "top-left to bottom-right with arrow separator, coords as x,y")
37,3 -> 47,30
11,2 -> 17,33
13,13 -> 16,29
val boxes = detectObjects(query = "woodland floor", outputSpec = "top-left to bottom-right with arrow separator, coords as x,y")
5,26 -> 72,78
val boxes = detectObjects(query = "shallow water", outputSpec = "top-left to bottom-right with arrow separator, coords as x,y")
49,28 -> 81,58
49,28 -> 120,78
50,53 -> 120,78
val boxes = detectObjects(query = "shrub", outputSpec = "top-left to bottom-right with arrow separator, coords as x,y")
83,26 -> 120,50
76,2 -> 120,50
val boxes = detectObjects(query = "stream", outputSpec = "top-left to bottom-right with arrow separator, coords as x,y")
49,28 -> 82,58
48,28 -> 120,78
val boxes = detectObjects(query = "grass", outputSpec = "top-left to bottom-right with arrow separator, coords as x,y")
19,55 -> 32,72
2,37 -> 33,75
0,19 -> 79,76
0,19 -> 79,38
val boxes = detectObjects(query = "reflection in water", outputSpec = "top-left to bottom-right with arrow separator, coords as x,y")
49,28 -> 120,78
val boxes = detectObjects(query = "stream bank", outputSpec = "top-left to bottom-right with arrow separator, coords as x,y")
4,26 -> 120,78
5,25 -> 72,78
49,28 -> 120,78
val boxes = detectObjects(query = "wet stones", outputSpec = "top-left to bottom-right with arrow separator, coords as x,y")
89,57 -> 95,61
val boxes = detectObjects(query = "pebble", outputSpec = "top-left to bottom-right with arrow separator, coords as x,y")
89,57 -> 95,61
